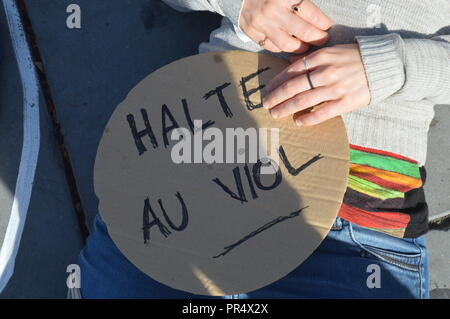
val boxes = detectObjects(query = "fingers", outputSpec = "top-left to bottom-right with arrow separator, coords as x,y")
247,21 -> 310,53
263,43 -> 369,127
277,8 -> 329,46
288,53 -> 308,63
263,25 -> 308,53
293,100 -> 344,126
264,73 -> 311,109
244,27 -> 281,52
269,87 -> 337,119
239,0 -> 333,53
291,0 -> 333,31
264,63 -> 329,109
266,55 -> 319,92
263,39 -> 283,52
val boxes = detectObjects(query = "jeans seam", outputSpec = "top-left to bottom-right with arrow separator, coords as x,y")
412,238 -> 425,299
363,244 -> 421,258
347,222 -> 421,272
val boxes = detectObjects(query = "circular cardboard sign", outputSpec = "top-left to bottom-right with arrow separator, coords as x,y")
94,51 -> 349,296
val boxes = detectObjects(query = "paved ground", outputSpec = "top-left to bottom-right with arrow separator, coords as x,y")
0,2 -> 83,298
0,1 -> 448,298
424,105 -> 450,297
23,0 -> 221,228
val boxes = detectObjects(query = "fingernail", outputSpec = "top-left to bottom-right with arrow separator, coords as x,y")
295,119 -> 303,127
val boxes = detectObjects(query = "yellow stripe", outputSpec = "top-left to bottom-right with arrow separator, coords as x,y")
348,175 -> 404,200
365,226 -> 406,238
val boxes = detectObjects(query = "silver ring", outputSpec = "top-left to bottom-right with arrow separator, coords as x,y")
303,56 -> 310,72
306,72 -> 315,90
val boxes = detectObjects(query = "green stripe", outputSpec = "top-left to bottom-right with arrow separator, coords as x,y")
350,149 -> 421,178
348,175 -> 405,200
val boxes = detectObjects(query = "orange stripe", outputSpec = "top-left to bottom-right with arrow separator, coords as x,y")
350,164 -> 422,189
339,203 -> 410,229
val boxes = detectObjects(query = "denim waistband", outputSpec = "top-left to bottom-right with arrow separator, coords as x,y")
331,216 -> 344,230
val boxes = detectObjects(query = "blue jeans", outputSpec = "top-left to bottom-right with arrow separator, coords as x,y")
79,215 -> 429,298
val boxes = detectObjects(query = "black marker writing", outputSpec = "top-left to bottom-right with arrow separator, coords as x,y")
161,104 -> 180,148
182,98 -> 215,133
213,166 -> 247,203
213,206 -> 308,258
203,82 -> 233,118
252,159 -> 282,191
127,109 -> 159,156
278,146 -> 324,176
212,153 -> 321,203
142,192 -> 189,244
240,67 -> 271,111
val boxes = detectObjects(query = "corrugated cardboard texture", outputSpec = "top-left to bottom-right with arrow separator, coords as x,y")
94,51 -> 349,295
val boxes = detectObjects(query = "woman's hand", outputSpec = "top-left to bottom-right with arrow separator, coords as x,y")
262,44 -> 371,126
240,0 -> 332,53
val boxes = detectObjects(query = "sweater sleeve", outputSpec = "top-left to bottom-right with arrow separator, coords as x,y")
161,0 -> 245,28
355,30 -> 450,105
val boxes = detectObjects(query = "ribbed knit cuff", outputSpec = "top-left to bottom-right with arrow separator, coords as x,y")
217,0 -> 245,29
355,34 -> 406,105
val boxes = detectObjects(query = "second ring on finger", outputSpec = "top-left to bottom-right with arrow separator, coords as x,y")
264,68 -> 327,110
246,27 -> 283,52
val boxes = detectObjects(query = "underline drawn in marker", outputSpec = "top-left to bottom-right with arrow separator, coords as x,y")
213,206 -> 309,258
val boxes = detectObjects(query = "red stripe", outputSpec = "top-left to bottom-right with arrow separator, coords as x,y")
350,144 -> 418,164
338,203 -> 410,229
351,171 -> 418,192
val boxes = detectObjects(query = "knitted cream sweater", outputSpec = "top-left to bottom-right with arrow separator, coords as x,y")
163,0 -> 450,165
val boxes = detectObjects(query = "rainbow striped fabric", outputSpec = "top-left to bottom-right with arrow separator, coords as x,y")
338,145 -> 429,238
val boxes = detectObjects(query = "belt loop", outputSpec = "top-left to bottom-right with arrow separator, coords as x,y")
330,216 -> 343,231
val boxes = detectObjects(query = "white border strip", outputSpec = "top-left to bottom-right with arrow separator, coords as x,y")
0,0 -> 40,292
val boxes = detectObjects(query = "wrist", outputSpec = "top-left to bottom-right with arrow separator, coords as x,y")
217,0 -> 245,29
